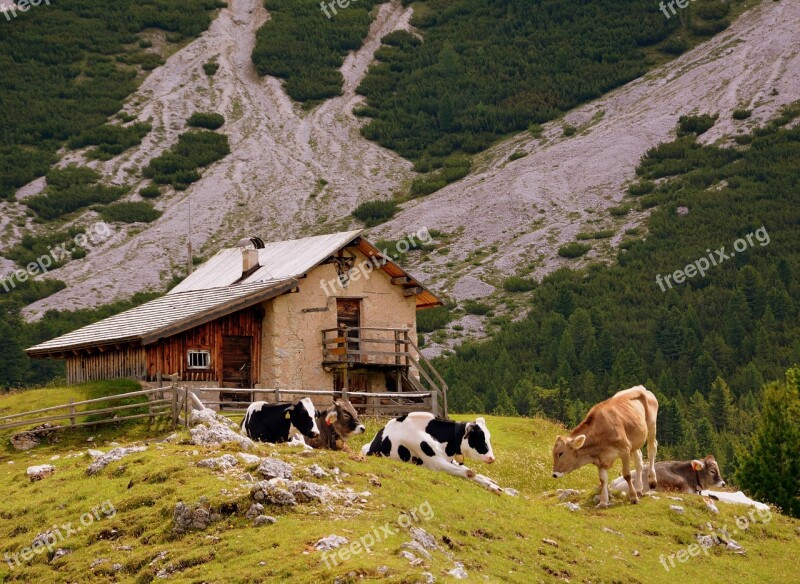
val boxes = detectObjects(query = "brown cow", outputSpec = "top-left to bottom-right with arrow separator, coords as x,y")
610,455 -> 725,494
307,399 -> 366,451
551,385 -> 659,507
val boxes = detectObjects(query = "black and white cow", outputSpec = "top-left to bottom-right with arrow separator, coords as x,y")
241,398 -> 320,443
361,413 -> 499,491
307,399 -> 366,451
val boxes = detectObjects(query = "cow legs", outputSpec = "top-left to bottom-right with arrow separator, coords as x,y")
597,467 -> 610,508
423,456 -> 474,479
620,451 -> 639,504
647,435 -> 658,489
633,449 -> 644,495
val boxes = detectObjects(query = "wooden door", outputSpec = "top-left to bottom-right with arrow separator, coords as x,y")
334,370 -> 368,405
336,299 -> 361,362
221,335 -> 251,390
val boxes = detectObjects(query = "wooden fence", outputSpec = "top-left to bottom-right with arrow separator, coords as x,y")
0,384 -> 191,435
195,387 -> 439,417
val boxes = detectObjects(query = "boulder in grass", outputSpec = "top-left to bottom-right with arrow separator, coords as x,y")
27,464 -> 55,482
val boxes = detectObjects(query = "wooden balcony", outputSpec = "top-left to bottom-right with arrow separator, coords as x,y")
322,326 -> 413,367
321,326 -> 449,417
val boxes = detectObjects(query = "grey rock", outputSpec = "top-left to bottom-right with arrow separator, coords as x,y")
410,527 -> 438,551
257,458 -> 294,480
11,423 -> 61,451
50,548 -> 71,563
172,501 -> 219,535
253,515 -> 277,526
670,505 -> 685,514
447,563 -> 468,579
315,534 -> 348,552
399,550 -> 424,566
245,503 -> 264,519
307,464 -> 329,478
27,464 -> 55,482
251,480 -> 297,506
289,480 -> 331,503
238,452 -> 261,465
189,409 -> 254,450
401,540 -> 431,559
86,446 -> 147,476
197,454 -> 238,471
556,488 -> 582,500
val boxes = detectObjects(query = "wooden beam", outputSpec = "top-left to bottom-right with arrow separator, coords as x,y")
391,276 -> 410,285
403,287 -> 423,297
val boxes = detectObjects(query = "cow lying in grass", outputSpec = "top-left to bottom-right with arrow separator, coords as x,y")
551,385 -> 659,507
241,398 -> 320,443
362,413 -> 501,492
610,455 -> 726,495
306,399 -> 366,451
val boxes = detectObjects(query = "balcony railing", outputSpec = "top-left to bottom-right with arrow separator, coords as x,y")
321,326 -> 448,417
322,326 -> 412,367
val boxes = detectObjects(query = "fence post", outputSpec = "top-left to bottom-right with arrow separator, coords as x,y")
69,398 -> 76,427
171,378 -> 178,428
274,387 -> 281,404
184,389 -> 190,428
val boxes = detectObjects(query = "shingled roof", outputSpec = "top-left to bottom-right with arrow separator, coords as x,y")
27,280 -> 295,356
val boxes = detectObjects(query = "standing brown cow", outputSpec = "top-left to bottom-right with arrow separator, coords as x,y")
551,385 -> 659,507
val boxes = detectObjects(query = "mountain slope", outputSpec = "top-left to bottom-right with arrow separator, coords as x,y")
373,0 -> 800,311
4,0 -> 799,328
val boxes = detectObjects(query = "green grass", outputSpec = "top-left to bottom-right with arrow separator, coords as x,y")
0,384 -> 797,582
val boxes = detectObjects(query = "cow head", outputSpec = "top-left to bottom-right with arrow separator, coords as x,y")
461,417 -> 496,464
322,399 -> 366,438
551,434 -> 587,478
288,398 -> 320,439
691,455 -> 726,489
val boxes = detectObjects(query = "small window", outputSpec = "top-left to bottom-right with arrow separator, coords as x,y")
187,350 -> 211,369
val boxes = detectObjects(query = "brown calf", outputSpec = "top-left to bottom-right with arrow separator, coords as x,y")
610,455 -> 725,494
307,399 -> 366,451
551,385 -> 659,507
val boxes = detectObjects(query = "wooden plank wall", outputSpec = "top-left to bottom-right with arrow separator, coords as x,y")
145,307 -> 263,383
66,347 -> 147,384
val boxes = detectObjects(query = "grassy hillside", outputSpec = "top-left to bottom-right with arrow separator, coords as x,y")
0,382 -> 797,583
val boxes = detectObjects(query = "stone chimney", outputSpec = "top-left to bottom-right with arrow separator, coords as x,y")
242,248 -> 259,275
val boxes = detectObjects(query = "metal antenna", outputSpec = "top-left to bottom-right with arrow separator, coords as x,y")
187,193 -> 193,275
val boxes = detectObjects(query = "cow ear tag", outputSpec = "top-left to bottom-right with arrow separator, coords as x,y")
285,412 -> 291,420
